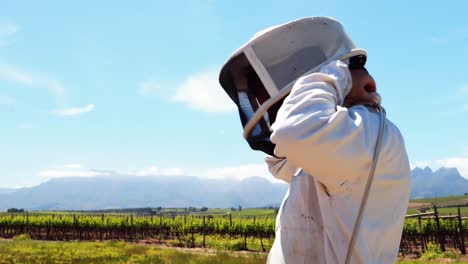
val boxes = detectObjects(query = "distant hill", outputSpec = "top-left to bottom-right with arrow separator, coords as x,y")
0,188 -> 17,195
411,167 -> 468,199
0,176 -> 288,211
0,166 -> 466,211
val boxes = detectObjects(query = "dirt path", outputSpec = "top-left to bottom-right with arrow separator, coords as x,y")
137,239 -> 267,256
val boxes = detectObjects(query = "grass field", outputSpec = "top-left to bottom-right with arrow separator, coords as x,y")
0,195 -> 466,263
0,237 -> 466,264
0,208 -> 278,218
1,194 -> 465,219
406,194 -> 468,216
406,206 -> 468,216
0,237 -> 267,264
191,208 -> 277,217
409,195 -> 468,208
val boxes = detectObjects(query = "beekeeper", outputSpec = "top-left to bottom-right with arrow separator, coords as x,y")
219,17 -> 411,263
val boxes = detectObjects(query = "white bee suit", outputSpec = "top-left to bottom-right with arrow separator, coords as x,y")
266,61 -> 411,264
217,16 -> 411,264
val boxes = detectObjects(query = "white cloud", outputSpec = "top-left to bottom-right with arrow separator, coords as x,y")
38,169 -> 110,178
37,162 -> 281,183
0,64 -> 64,97
0,64 -> 33,86
141,163 -> 284,183
140,69 -> 237,113
172,70 -> 236,113
133,166 -> 186,177
62,164 -> 82,169
136,163 -> 282,183
133,163 -> 276,182
38,164 -> 113,178
412,156 -> 468,179
195,163 -> 269,180
163,163 -> 282,183
54,104 -> 95,116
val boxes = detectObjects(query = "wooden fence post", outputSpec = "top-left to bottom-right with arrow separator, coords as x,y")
458,207 -> 466,255
434,205 -> 446,252
202,216 -> 206,248
418,215 -> 425,251
130,214 -> 134,241
244,231 -> 248,250
191,215 -> 195,247
159,213 -> 162,242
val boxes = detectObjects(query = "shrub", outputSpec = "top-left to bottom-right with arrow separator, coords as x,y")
12,234 -> 31,241
420,242 -> 460,261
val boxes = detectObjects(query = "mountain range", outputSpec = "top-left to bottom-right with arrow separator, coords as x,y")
0,167 -> 466,211
410,167 -> 468,198
0,176 -> 287,211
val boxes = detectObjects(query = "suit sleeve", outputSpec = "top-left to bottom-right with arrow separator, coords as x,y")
270,71 -> 381,193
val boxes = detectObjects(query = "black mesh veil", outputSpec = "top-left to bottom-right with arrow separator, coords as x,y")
219,53 -> 281,156
218,17 -> 367,156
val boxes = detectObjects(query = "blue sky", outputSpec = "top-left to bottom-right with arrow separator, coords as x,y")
1,0 -> 467,188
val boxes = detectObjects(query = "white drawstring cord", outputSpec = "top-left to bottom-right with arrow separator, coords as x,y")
241,62 -> 386,263
344,105 -> 386,264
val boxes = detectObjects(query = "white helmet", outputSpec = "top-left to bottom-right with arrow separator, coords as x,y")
219,17 -> 367,155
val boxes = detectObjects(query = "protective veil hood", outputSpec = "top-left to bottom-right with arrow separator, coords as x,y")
219,16 -> 367,155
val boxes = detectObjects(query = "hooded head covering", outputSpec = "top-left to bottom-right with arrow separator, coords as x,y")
219,17 -> 366,155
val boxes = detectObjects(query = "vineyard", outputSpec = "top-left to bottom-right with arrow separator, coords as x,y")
0,206 -> 466,254
400,206 -> 467,256
0,213 -> 275,251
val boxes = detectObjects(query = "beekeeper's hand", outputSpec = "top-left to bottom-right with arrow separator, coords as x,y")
319,60 -> 352,106
320,60 -> 381,107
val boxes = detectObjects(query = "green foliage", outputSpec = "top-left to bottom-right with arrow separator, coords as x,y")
188,234 -> 273,251
403,217 -> 467,235
0,240 -> 268,264
420,242 -> 461,261
191,208 -> 276,217
12,234 -> 31,241
410,195 -> 468,208
7,208 -> 25,213
0,213 -> 275,241
0,239 -> 459,263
